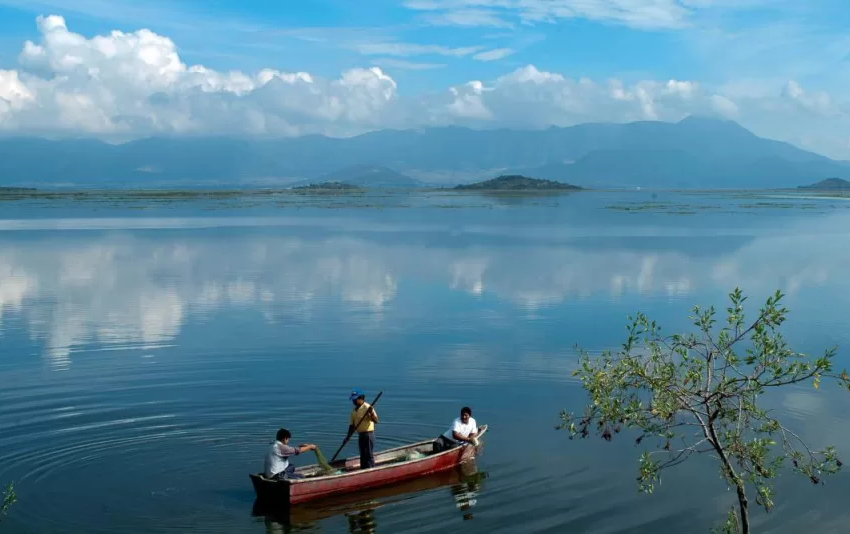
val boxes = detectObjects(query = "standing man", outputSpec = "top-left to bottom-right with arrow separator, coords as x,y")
348,388 -> 379,469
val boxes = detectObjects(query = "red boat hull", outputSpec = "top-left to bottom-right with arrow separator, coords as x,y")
250,425 -> 487,505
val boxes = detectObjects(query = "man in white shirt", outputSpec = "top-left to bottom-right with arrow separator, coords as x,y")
264,428 -> 317,480
434,406 -> 480,452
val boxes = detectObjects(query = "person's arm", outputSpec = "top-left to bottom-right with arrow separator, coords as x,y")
367,405 -> 379,423
349,409 -> 356,434
278,443 -> 311,457
452,430 -> 470,442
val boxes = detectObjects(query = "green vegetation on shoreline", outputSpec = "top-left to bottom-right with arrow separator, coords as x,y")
292,182 -> 365,192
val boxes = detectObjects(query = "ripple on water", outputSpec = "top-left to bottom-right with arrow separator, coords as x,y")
0,340 -> 450,533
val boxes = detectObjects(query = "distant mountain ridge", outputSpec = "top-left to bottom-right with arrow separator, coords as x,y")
1,116 -> 848,189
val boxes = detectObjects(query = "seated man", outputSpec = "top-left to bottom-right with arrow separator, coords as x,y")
434,406 -> 480,453
264,428 -> 316,480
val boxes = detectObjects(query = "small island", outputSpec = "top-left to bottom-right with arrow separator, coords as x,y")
797,178 -> 850,191
453,175 -> 583,191
292,182 -> 364,191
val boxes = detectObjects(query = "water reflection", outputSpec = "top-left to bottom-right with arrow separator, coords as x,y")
252,462 -> 488,533
0,223 -> 845,367
3,207 -> 850,534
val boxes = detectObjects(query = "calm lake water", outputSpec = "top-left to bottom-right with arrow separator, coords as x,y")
2,190 -> 850,533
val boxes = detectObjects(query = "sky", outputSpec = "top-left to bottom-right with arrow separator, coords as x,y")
0,0 -> 849,159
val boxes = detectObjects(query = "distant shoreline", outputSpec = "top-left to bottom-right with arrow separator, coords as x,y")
1,186 -> 848,197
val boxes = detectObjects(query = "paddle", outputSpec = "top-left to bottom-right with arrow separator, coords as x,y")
330,391 -> 383,463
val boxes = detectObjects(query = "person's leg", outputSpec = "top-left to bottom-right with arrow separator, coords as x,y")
358,432 -> 369,469
366,431 -> 375,468
433,435 -> 457,453
284,464 -> 303,479
438,435 -> 451,452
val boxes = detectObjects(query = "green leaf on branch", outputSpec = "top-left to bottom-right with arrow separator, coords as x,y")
557,288 -> 849,533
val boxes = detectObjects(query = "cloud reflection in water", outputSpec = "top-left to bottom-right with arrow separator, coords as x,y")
0,226 -> 843,368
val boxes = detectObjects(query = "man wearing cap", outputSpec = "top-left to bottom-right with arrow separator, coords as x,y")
348,388 -> 379,469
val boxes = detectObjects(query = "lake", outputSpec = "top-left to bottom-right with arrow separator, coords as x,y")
2,189 -> 850,533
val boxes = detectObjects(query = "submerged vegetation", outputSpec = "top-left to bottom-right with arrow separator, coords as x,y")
1,482 -> 15,526
559,289 -> 850,533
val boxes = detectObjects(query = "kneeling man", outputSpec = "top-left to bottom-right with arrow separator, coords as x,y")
434,406 -> 480,452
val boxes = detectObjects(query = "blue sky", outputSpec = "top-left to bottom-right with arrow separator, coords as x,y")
0,0 -> 849,158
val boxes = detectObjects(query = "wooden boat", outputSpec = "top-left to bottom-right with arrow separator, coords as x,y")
249,425 -> 488,505
252,460 -> 487,526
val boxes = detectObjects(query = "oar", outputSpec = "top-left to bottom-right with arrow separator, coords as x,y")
330,391 -> 383,463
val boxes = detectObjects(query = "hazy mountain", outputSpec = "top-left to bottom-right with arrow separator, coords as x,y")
1,116 -> 848,189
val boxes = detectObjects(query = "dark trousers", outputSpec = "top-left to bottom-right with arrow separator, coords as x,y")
358,431 -> 375,469
433,435 -> 459,453
272,464 -> 302,480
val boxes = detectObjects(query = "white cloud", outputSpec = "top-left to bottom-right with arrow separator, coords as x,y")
353,41 -> 482,57
1,15 -> 400,137
2,15 -> 850,159
472,48 -> 515,61
404,0 -> 697,30
440,66 -> 725,127
782,81 -> 840,118
370,58 -> 447,70
422,8 -> 514,28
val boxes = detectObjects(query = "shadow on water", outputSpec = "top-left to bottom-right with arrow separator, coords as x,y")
251,461 -> 488,532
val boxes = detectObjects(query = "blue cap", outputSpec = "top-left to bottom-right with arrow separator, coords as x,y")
349,388 -> 364,401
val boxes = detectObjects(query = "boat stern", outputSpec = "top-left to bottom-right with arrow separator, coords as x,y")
249,473 -> 291,503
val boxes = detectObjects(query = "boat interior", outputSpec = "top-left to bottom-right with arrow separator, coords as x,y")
297,441 -> 437,479
291,425 -> 488,480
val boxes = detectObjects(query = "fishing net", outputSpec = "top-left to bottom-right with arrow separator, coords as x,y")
314,446 -> 336,474
403,450 -> 426,462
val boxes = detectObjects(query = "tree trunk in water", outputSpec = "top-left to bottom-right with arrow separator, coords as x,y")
705,421 -> 749,534
735,481 -> 749,534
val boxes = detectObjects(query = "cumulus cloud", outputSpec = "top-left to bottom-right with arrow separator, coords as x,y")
1,15 -> 400,137
1,15 -> 849,158
441,66 -> 728,127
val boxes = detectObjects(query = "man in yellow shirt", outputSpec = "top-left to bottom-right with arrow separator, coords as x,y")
348,388 -> 379,469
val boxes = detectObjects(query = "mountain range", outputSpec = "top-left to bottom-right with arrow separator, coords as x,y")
1,116 -> 847,189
